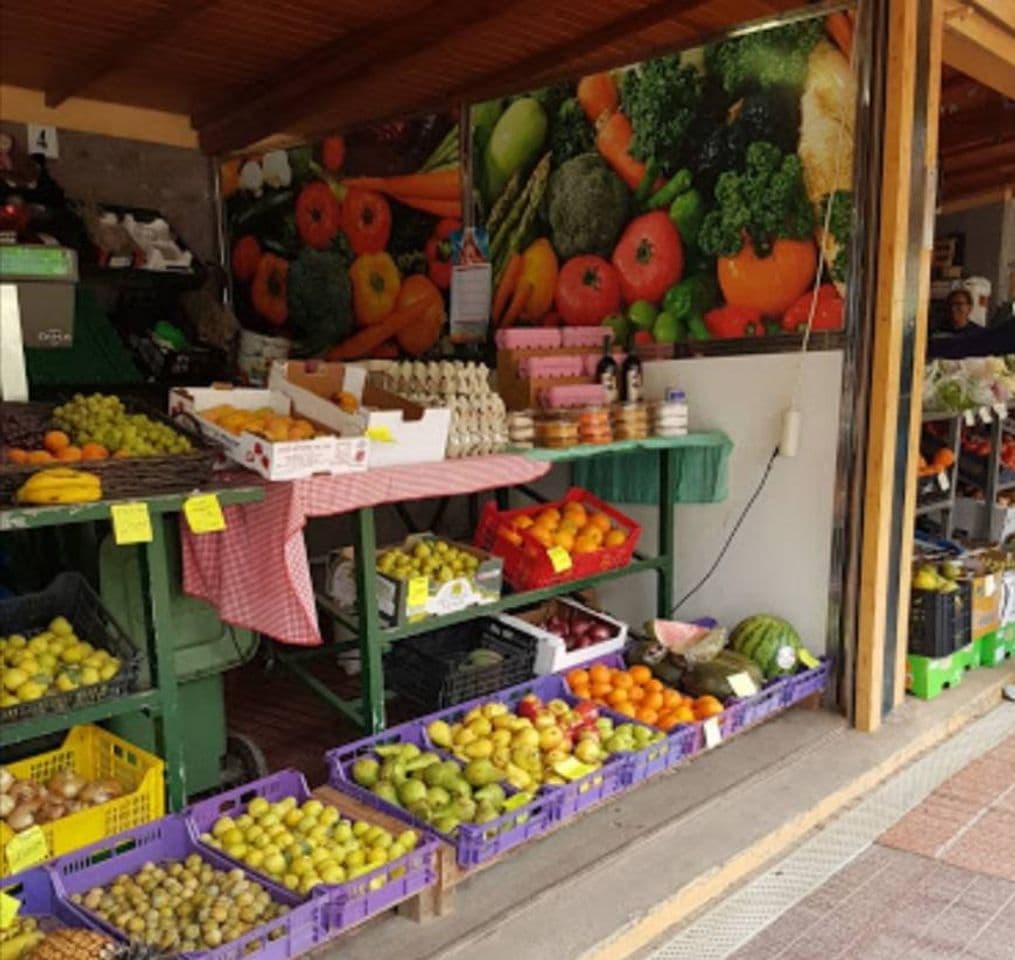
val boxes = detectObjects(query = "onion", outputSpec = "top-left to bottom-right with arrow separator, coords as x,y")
8,780 -> 42,803
48,770 -> 86,800
0,794 -> 13,818
0,767 -> 13,793
6,803 -> 36,831
80,778 -> 124,806
36,799 -> 67,823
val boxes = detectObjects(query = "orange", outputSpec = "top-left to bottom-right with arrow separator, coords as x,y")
535,508 -> 561,528
530,526 -> 555,548
43,430 -> 71,453
645,678 -> 664,694
515,515 -> 535,530
81,443 -> 109,460
6,448 -> 28,464
57,446 -> 83,462
673,705 -> 696,724
553,530 -> 575,551
590,682 -> 612,699
566,668 -> 590,689
112,449 -> 131,459
694,696 -> 724,719
627,685 -> 645,703
583,525 -> 604,547
589,512 -> 612,534
662,689 -> 683,709
642,691 -> 664,713
571,683 -> 591,701
636,707 -> 659,726
615,702 -> 637,719
628,665 -> 652,685
592,697 -> 608,707
656,712 -> 677,731
27,450 -> 55,464
498,526 -> 523,547
589,664 -> 611,685
562,503 -> 587,525
604,529 -> 627,548
573,534 -> 599,555
612,671 -> 634,690
558,519 -> 580,536
606,689 -> 629,709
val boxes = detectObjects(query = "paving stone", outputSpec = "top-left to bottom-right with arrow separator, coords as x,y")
879,791 -> 983,857
941,809 -> 1015,881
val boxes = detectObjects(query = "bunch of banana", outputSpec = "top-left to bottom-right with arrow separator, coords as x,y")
15,469 -> 102,505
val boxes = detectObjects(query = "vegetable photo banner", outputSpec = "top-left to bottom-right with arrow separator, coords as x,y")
474,9 -> 857,347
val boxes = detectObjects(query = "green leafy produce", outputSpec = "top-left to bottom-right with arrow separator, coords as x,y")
530,83 -> 573,118
287,248 -> 353,356
821,189 -> 853,281
545,153 -> 629,260
705,19 -> 824,97
621,56 -> 703,176
698,141 -> 814,258
550,98 -> 595,168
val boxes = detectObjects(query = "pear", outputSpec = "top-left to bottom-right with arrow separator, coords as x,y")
372,782 -> 400,805
426,786 -> 451,808
464,758 -> 503,788
451,797 -> 477,822
427,720 -> 453,748
446,776 -> 473,800
422,762 -> 447,788
407,799 -> 432,821
352,757 -> 379,788
474,801 -> 500,825
433,815 -> 460,835
473,783 -> 506,807
397,779 -> 428,807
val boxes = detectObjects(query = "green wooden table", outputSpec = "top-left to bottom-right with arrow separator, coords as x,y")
0,485 -> 264,810
276,433 -> 728,734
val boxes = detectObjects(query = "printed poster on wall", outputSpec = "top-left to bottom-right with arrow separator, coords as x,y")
475,10 -> 856,347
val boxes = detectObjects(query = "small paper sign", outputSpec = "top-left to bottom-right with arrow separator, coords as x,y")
984,574 -> 996,597
964,409 -> 976,426
980,406 -> 993,424
365,426 -> 395,443
703,717 -> 722,749
110,502 -> 153,545
406,576 -> 429,608
183,494 -> 225,534
993,403 -> 1007,420
4,825 -> 48,873
798,648 -> 820,669
727,672 -> 759,698
552,757 -> 596,781
0,891 -> 20,930
937,471 -> 950,492
547,546 -> 573,573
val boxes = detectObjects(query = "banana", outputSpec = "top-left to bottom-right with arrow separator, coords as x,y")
16,468 -> 102,505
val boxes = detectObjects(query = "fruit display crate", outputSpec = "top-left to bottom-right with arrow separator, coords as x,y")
0,399 -> 215,503
185,769 -> 439,935
474,487 -> 642,591
908,581 -> 972,658
1,725 -> 165,876
326,719 -> 557,870
384,617 -> 537,711
1,862 -> 89,929
906,646 -> 968,700
0,572 -> 142,727
50,815 -> 329,960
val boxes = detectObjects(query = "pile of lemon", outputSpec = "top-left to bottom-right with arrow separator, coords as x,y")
1,617 -> 121,707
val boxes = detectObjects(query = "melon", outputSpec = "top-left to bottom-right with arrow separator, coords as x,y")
730,614 -> 802,679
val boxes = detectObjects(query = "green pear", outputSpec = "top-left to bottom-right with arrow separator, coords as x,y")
433,815 -> 460,835
474,802 -> 500,825
422,762 -> 447,787
451,797 -> 477,822
372,782 -> 400,805
397,779 -> 428,807
473,783 -> 506,807
352,757 -> 379,788
464,759 -> 503,788
426,786 -> 451,808
427,720 -> 453,748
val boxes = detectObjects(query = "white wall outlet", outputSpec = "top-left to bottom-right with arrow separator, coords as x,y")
26,124 -> 59,159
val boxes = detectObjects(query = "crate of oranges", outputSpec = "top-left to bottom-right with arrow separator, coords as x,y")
563,657 -> 728,771
474,487 -> 641,591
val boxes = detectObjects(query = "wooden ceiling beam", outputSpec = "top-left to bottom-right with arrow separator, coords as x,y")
941,138 -> 1015,172
942,2 -> 1015,98
44,0 -> 220,108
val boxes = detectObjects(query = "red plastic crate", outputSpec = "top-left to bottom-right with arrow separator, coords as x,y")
474,488 -> 641,591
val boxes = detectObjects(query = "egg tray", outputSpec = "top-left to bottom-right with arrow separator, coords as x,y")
48,815 -> 327,960
0,572 -> 142,726
184,769 -> 439,936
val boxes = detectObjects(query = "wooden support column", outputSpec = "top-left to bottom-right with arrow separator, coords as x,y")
856,0 -> 943,731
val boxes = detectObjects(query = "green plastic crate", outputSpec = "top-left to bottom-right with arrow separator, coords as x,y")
906,646 -> 968,700
978,630 -> 1014,667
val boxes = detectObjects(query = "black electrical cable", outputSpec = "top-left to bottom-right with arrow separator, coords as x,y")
670,446 -> 779,615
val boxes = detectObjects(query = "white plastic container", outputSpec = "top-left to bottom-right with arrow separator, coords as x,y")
962,276 -> 992,327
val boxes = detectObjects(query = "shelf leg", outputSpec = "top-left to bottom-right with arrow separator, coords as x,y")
353,506 -> 385,734
139,515 -> 186,811
657,448 -> 676,617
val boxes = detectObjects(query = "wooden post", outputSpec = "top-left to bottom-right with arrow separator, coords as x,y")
856,0 -> 943,731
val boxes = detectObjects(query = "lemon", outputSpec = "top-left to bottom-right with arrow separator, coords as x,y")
291,856 -> 314,877
225,842 -> 248,860
260,813 -> 280,830
244,849 -> 265,869
243,824 -> 264,843
3,667 -> 28,692
283,809 -> 303,828
251,833 -> 271,850
84,652 -> 107,669
307,825 -> 329,844
235,814 -> 254,830
212,816 -> 235,838
81,667 -> 100,686
276,796 -> 297,814
301,799 -> 324,819
16,681 -> 47,702
27,634 -> 52,654
0,692 -> 18,707
7,634 -> 27,649
282,873 -> 299,891
99,663 -> 119,681
37,653 -> 58,673
320,864 -> 346,884
318,807 -> 339,827
248,796 -> 270,818
298,874 -> 320,895
60,643 -> 88,664
56,672 -> 79,692
263,853 -> 286,876
222,827 -> 244,847
344,848 -> 365,869
49,617 -> 74,637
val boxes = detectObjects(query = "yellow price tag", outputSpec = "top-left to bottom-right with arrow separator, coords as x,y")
183,494 -> 226,534
547,546 -> 572,573
406,576 -> 429,608
365,426 -> 396,443
110,502 -> 153,545
0,891 -> 21,930
5,825 -> 48,873
798,648 -> 819,669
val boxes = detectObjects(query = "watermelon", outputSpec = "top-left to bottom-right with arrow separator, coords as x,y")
730,614 -> 803,679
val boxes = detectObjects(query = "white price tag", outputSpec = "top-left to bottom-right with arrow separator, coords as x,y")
937,471 -> 950,492
984,574 -> 996,598
727,672 -> 759,698
980,406 -> 993,424
993,403 -> 1008,420
703,717 -> 722,749
964,409 -> 976,426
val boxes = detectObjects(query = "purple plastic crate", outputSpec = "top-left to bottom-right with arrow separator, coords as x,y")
326,722 -> 556,869
49,815 -> 327,960
1,864 -> 86,928
785,658 -> 832,703
725,677 -> 789,735
184,769 -> 438,935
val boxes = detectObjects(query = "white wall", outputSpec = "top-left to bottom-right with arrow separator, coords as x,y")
591,351 -> 844,653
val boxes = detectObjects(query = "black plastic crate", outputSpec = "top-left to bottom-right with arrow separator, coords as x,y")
908,579 -> 971,658
385,617 -> 537,711
0,572 -> 142,724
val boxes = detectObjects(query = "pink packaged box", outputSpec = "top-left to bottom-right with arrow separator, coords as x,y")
560,327 -> 615,348
540,384 -> 608,408
582,352 -> 624,376
519,355 -> 585,379
495,329 -> 563,350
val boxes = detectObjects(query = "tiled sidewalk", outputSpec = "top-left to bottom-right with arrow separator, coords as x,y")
729,736 -> 1015,959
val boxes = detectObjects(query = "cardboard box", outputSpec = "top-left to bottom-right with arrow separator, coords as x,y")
269,360 -> 450,468
168,385 -> 368,481
325,533 -> 503,626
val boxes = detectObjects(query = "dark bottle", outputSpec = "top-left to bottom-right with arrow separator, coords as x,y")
595,335 -> 619,403
622,339 -> 643,402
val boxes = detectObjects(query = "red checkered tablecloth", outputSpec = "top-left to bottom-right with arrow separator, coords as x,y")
181,455 -> 551,646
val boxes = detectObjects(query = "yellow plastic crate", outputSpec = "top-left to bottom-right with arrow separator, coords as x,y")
1,725 -> 164,876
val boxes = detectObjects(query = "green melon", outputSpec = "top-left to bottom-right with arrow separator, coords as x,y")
730,614 -> 802,679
